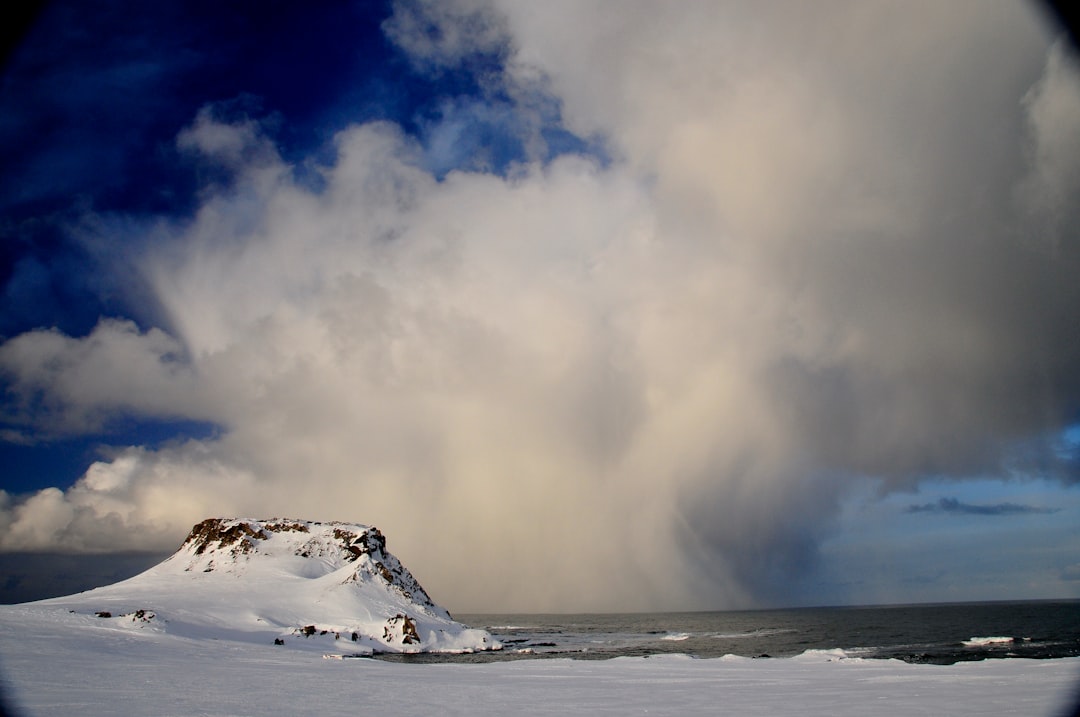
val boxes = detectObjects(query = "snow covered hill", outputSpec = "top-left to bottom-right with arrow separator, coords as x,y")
21,517 -> 500,655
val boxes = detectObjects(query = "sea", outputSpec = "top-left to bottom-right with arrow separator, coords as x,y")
380,600 -> 1080,665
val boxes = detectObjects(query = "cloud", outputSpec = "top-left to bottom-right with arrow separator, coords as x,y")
176,104 -> 274,171
0,444 -> 255,553
1,3 -> 1078,610
904,498 -> 1060,517
1019,40 -> 1080,245
0,551 -> 167,604
0,318 -> 208,438
382,0 -> 510,74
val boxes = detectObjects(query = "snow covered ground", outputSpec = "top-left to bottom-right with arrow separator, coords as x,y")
12,519 -> 500,657
1,519 -> 1077,716
1,603 -> 1078,717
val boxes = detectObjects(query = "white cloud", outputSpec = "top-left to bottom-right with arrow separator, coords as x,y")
382,0 -> 508,73
0,319 -> 207,436
0,445 -> 256,553
176,104 -> 277,171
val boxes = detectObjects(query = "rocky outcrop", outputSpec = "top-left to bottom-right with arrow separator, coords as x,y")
174,518 -> 440,614
182,518 -> 311,558
116,517 -> 499,654
383,614 -> 420,645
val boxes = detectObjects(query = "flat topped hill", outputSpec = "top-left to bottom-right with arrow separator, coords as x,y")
27,517 -> 499,655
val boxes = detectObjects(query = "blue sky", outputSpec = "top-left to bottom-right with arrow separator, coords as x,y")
1,0 -> 1079,612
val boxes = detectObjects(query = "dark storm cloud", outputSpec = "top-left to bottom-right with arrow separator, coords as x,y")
905,497 -> 1061,516
0,551 -> 168,604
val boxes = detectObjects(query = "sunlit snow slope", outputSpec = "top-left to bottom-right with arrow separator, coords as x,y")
27,518 -> 499,655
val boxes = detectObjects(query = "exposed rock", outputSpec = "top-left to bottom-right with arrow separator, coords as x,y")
384,614 -> 420,644
183,518 -> 269,557
263,521 -> 309,534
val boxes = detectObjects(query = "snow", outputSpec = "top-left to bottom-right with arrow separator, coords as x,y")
0,605 -> 1077,717
3,518 -> 499,657
0,518 -> 1077,715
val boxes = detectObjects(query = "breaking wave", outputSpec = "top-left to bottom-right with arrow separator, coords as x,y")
963,636 -> 1017,647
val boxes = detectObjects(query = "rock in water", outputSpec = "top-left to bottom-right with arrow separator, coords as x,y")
30,518 -> 500,655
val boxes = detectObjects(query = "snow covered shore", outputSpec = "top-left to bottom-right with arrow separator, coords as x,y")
0,608 -> 1077,717
1,518 -> 1076,715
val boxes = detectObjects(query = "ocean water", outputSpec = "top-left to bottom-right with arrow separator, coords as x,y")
381,600 -> 1080,664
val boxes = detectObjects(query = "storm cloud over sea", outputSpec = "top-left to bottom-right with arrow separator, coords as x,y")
1,1 -> 1079,613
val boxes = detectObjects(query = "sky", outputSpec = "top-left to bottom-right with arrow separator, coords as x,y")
0,0 -> 1079,612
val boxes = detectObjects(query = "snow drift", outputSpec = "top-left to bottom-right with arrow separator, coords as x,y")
26,517 -> 500,655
